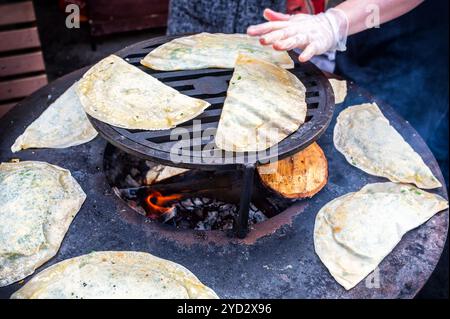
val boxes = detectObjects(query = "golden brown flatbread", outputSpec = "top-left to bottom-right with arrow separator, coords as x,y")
0,161 -> 86,287
77,55 -> 210,130
11,251 -> 219,299
215,54 -> 306,152
329,79 -> 347,104
141,33 -> 294,70
314,182 -> 448,290
334,103 -> 441,189
11,83 -> 97,152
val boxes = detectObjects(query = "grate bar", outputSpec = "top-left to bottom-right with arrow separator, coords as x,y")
88,34 -> 335,168
151,69 -> 232,81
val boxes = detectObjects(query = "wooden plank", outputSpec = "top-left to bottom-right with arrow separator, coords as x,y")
0,27 -> 41,53
0,1 -> 36,26
0,51 -> 45,77
0,74 -> 47,101
0,102 -> 16,119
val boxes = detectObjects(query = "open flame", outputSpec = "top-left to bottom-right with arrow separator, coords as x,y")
145,190 -> 182,219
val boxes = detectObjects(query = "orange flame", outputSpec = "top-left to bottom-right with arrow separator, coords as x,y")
145,190 -> 182,218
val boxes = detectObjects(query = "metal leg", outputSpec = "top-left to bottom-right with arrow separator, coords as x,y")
90,38 -> 97,51
235,164 -> 255,238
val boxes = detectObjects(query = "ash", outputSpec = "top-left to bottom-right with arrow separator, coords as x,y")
168,197 -> 267,231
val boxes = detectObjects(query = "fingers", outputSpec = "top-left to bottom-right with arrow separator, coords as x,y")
248,8 -> 322,62
247,21 -> 290,36
273,33 -> 308,51
263,8 -> 291,21
299,43 -> 317,62
272,37 -> 298,51
260,27 -> 297,45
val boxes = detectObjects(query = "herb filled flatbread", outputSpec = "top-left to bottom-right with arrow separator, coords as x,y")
314,182 -> 448,290
11,251 -> 219,299
215,54 -> 307,152
141,32 -> 294,70
76,55 -> 210,130
334,103 -> 441,189
0,161 -> 86,287
11,83 -> 97,152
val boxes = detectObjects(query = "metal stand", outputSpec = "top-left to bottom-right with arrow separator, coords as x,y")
235,164 -> 255,238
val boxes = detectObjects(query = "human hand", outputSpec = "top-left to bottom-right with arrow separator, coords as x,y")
247,8 -> 349,62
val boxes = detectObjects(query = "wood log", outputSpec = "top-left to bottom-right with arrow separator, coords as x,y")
117,169 -> 242,204
145,164 -> 188,185
257,142 -> 328,198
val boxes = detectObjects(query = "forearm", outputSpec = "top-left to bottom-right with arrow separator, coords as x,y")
336,0 -> 424,35
246,0 -> 425,62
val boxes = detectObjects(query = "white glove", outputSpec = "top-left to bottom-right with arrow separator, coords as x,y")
247,8 -> 349,62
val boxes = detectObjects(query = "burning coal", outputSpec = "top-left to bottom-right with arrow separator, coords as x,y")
145,190 -> 182,220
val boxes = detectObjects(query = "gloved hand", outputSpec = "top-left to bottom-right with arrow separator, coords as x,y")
247,8 -> 349,62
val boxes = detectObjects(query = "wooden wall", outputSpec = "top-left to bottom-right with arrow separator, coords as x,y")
0,1 -> 47,119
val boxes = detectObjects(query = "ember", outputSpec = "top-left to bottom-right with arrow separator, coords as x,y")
145,191 -> 182,219
143,192 -> 268,231
105,145 -> 291,232
170,197 -> 267,231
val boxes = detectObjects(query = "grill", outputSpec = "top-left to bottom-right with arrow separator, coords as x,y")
87,34 -> 335,238
0,49 -> 447,297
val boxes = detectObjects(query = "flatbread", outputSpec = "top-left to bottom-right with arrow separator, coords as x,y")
11,83 -> 97,152
77,55 -> 210,130
141,32 -> 294,70
314,182 -> 448,290
329,79 -> 347,104
215,54 -> 307,152
334,103 -> 441,189
0,161 -> 86,287
11,251 -> 219,299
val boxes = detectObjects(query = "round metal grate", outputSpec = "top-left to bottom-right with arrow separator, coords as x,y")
88,35 -> 335,169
